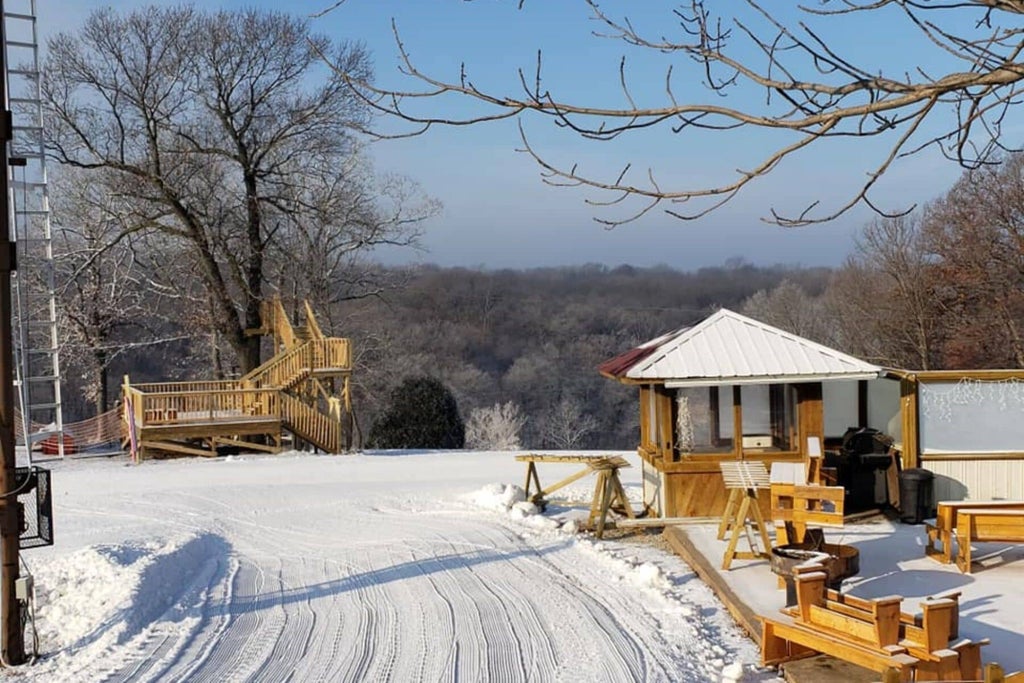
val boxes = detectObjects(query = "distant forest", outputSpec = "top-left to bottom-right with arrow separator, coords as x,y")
89,261 -> 830,449
335,262 -> 832,449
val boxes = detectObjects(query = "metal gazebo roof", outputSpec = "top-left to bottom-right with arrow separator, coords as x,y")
599,308 -> 882,386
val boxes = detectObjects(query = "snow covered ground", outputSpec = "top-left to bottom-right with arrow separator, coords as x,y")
7,450 -> 778,682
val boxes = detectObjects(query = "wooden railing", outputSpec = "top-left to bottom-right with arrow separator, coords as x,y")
242,338 -> 351,389
304,300 -> 325,340
280,392 -> 340,453
124,386 -> 280,427
261,297 -> 298,349
131,380 -> 244,394
121,316 -> 351,454
309,338 -> 351,370
242,343 -> 308,388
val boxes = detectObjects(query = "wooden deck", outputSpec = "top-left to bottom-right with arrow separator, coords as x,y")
123,298 -> 354,460
663,523 -> 1024,682
665,524 -> 908,682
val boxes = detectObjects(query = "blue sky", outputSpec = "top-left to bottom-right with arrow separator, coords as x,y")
41,1 -> 979,270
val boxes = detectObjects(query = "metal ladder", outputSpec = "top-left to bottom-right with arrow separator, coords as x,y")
4,0 -> 64,460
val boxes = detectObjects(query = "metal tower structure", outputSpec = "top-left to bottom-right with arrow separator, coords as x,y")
4,0 -> 63,460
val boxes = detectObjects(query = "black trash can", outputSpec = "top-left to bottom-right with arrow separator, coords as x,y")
899,468 -> 934,524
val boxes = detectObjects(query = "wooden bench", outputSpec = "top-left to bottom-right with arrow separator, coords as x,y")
955,508 -> 1024,574
882,663 -> 1024,683
762,563 -> 987,680
762,612 -> 919,681
822,587 -> 962,642
926,500 -> 1024,564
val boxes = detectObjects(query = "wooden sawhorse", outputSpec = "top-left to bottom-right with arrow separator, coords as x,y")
515,453 -> 635,538
717,460 -> 772,569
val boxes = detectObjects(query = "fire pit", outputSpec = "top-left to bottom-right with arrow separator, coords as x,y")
770,539 -> 860,607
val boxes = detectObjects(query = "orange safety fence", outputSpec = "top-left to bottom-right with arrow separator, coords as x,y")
15,407 -> 124,450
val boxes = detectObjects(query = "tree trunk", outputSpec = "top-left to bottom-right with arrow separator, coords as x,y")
243,170 -> 264,373
90,347 -> 109,417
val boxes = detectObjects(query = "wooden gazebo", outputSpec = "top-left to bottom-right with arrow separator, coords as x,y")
600,309 -> 898,518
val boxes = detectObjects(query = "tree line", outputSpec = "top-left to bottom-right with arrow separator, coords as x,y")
747,153 -> 1024,373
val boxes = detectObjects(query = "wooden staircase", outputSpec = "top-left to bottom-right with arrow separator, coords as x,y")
122,298 -> 353,459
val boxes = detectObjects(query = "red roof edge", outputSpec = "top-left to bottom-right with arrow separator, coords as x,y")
597,344 -> 659,380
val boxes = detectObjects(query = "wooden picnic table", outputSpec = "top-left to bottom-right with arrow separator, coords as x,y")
955,508 -> 1024,574
515,454 -> 635,538
925,500 -> 1024,565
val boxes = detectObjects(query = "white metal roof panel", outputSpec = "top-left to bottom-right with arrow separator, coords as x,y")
624,308 -> 881,383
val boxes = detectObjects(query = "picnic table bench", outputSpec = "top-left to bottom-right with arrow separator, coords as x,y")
762,563 -> 987,681
925,500 -> 1024,565
515,454 -> 635,537
955,508 -> 1024,574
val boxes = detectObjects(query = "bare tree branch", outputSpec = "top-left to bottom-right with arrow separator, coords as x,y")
322,0 -> 1024,225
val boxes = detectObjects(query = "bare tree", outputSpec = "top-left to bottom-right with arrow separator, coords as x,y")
825,214 -> 946,369
465,401 -> 526,450
539,396 -> 599,450
49,170 -> 171,415
741,280 -> 831,344
269,165 -> 438,330
922,153 -> 1024,367
44,6 -> 432,372
328,1 -> 1024,227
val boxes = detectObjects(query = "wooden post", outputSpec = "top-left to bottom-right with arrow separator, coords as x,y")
985,662 -> 1005,683
721,494 -> 751,569
717,488 -> 741,540
872,598 -> 902,647
920,599 -> 955,652
523,462 -> 536,497
656,386 -> 674,460
900,376 -> 919,470
958,642 -> 984,681
881,667 -> 902,683
596,472 -> 615,537
794,570 -> 826,623
796,383 -> 824,469
732,386 -> 742,458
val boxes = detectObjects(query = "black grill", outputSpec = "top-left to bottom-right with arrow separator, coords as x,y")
825,428 -> 894,513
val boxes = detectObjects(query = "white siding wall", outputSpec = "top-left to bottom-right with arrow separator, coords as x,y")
926,459 -> 1024,501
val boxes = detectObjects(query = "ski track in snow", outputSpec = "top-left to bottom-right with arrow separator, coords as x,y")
11,453 -> 771,682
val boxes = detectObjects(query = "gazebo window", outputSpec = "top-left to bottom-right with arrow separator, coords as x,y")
741,384 -> 797,451
674,386 -> 733,454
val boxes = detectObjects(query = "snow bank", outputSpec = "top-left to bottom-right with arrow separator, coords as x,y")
32,532 -> 229,656
463,482 -> 529,512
